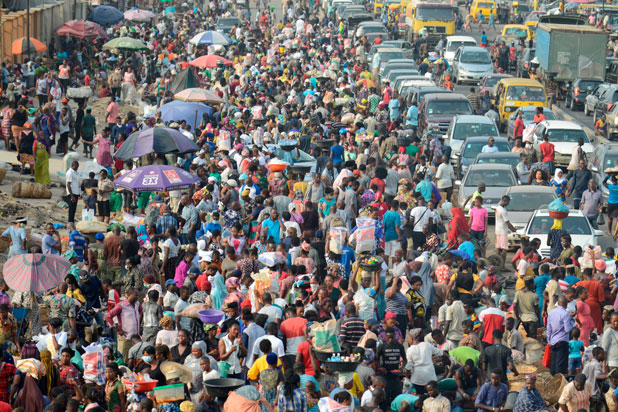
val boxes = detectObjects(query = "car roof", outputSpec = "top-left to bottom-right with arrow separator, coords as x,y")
532,209 -> 585,217
377,47 -> 404,53
454,114 -> 496,124
517,105 -> 551,112
463,136 -> 509,143
446,35 -> 476,42
484,73 -> 512,79
423,93 -> 469,101
539,120 -> 584,130
467,163 -> 514,171
476,152 -> 520,158
358,21 -> 385,26
506,185 -> 557,194
497,78 -> 544,87
384,59 -> 416,65
459,46 -> 490,53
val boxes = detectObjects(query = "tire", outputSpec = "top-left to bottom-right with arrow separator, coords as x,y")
487,254 -> 504,268
569,96 -> 575,111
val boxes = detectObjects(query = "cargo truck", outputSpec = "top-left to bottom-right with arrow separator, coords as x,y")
534,23 -> 608,102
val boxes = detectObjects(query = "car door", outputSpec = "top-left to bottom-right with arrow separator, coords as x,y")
589,85 -> 606,112
453,48 -> 461,75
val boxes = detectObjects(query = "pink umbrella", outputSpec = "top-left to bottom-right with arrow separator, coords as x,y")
189,55 -> 233,68
3,254 -> 71,292
57,20 -> 106,39
124,9 -> 156,21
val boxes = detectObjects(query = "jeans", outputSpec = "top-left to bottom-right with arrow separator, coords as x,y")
550,340 -> 569,375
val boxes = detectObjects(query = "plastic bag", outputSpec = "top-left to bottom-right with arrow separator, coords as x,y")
251,268 -> 272,301
310,319 -> 341,353
329,227 -> 347,254
81,208 -> 95,222
83,345 -> 107,385
548,198 -> 569,212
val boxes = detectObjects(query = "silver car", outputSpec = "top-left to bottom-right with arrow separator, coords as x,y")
456,163 -> 519,215
452,46 -> 494,85
503,186 -> 558,249
506,106 -> 556,139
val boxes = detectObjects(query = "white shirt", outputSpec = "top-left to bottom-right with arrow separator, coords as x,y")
66,168 -> 81,196
406,341 -> 443,385
435,163 -> 455,189
411,206 -> 431,232
481,145 -> 499,153
249,335 -> 285,368
258,305 -> 283,324
495,205 -> 510,235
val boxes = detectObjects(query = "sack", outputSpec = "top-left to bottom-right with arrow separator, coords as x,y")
310,319 -> 341,353
83,347 -> 106,385
542,344 -> 551,368
81,208 -> 95,222
597,213 -> 606,226
330,216 -> 345,228
329,227 -> 347,254
180,303 -> 209,319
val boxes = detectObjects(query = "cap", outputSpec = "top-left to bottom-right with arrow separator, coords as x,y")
266,352 -> 278,365
95,232 -> 105,241
188,267 -> 201,275
384,311 -> 396,320
208,176 -> 217,182
165,279 -> 177,287
227,179 -> 238,187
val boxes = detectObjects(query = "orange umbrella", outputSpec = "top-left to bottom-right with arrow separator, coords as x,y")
12,37 -> 47,55
174,88 -> 223,104
189,55 -> 233,68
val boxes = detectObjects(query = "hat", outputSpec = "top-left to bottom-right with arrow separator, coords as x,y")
180,401 -> 196,412
153,194 -> 163,202
23,122 -> 32,129
301,241 -> 311,252
208,176 -> 217,183
266,352 -> 278,365
595,259 -> 607,271
227,179 -> 238,187
61,98 -> 68,103
160,362 -> 192,384
165,279 -> 177,287
239,173 -> 248,181
95,232 -> 105,241
241,189 -> 251,197
14,217 -> 27,224
188,267 -> 201,276
384,311 -> 396,321
366,319 -> 379,327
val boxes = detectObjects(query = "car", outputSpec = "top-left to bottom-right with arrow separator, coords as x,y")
215,17 -> 241,34
457,136 -> 511,177
345,13 -> 375,34
418,93 -> 474,137
398,79 -> 435,96
473,151 -> 522,170
385,70 -> 421,86
590,144 -> 618,202
446,115 -> 500,164
452,46 -> 494,84
393,75 -> 425,91
530,120 -> 594,169
338,5 -> 366,19
506,106 -> 556,139
355,22 -> 388,40
565,78 -> 603,111
517,209 -> 603,258
404,86 -> 451,106
504,186 -> 558,249
584,83 -> 615,117
516,47 -> 535,78
592,85 -> 618,124
379,58 -> 417,79
381,40 -> 414,50
456,163 -> 519,215
479,73 -> 512,95
443,35 -> 477,65
602,103 -> 618,140
501,24 -> 532,41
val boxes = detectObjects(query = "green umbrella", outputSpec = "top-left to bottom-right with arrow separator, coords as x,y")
102,36 -> 149,50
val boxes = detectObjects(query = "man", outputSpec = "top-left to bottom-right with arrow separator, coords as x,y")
558,373 -> 591,412
104,225 -> 123,283
479,299 -> 506,347
304,173 -> 325,204
47,283 -> 77,331
126,334 -> 153,370
339,303 -> 366,351
435,155 -> 455,202
377,328 -> 406,404
580,179 -> 603,228
503,317 -> 524,353
97,169 -> 114,224
581,346 -> 607,397
494,196 -> 517,271
481,330 -> 517,384
601,312 -> 618,372
481,137 -> 499,153
65,161 -> 80,223
408,194 -> 432,251
467,87 -> 480,113
567,138 -> 589,175
423,380 -> 450,412
568,159 -> 594,210
474,370 -> 508,412
81,107 -> 96,158
111,116 -> 125,145
513,111 -> 524,141
106,96 -> 119,131
67,222 -> 87,263
250,322 -> 286,369
443,294 -> 466,345
383,200 -> 402,264
455,359 -> 482,404
261,209 -> 285,245
105,288 -> 142,362
547,296 -> 575,375
257,292 -> 283,324
247,340 -> 282,381
513,278 -> 540,340
516,153 -> 530,184
179,194 -> 199,244
280,306 -> 308,366
405,102 -> 419,133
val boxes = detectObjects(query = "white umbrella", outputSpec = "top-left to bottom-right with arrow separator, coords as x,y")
189,30 -> 233,46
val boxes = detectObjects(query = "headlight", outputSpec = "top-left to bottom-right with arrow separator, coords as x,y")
504,107 -> 514,112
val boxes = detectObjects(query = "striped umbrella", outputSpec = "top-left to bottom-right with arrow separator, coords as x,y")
11,37 -> 47,55
174,88 -> 223,104
3,253 -> 71,292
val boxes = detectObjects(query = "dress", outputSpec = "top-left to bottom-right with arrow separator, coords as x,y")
577,279 -> 604,333
576,300 -> 595,346
95,136 -> 113,168
513,387 -> 547,412
33,140 -> 50,185
550,179 -> 568,201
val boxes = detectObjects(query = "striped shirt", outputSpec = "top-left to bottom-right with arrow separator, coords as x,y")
339,317 -> 366,347
557,381 -> 591,412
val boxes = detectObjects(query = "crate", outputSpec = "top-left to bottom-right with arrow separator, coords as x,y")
153,384 -> 185,402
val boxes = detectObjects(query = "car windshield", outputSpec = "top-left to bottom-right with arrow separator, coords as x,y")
464,170 -> 516,187
460,50 -> 491,64
462,142 -> 511,159
476,155 -> 519,168
505,86 -> 546,102
453,123 -> 498,140
362,25 -> 388,33
546,129 -> 589,143
529,215 -> 591,235
504,27 -> 528,37
381,51 -> 405,61
506,192 -> 557,211
484,76 -> 503,88
426,100 -> 472,115
604,154 -> 618,169
477,2 -> 495,8
578,80 -> 602,91
416,7 -> 455,21
217,18 -> 239,26
447,41 -> 476,51
521,109 -> 555,122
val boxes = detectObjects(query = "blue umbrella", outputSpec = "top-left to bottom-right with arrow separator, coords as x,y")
159,100 -> 213,131
88,5 -> 123,26
188,30 -> 232,46
165,6 -> 176,14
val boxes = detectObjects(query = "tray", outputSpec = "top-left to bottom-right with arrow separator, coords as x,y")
359,256 -> 384,272
324,361 -> 359,372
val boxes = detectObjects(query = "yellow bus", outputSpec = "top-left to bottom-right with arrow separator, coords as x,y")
375,0 -> 401,15
405,1 -> 455,43
494,78 -> 547,130
578,3 -> 618,14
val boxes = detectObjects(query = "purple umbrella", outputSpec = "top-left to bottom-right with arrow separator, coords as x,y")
114,127 -> 199,160
114,165 -> 199,192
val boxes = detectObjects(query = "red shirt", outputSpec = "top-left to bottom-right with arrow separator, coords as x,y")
513,117 -> 524,138
479,307 -> 505,344
297,340 -> 320,376
539,141 -> 555,162
280,317 -> 308,354
369,178 -> 385,195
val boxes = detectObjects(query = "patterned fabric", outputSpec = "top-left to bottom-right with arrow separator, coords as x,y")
19,153 -> 34,166
277,387 -> 308,412
0,314 -> 16,346
557,382 -> 591,412
435,264 -> 451,285
468,313 -> 482,334
459,333 -> 483,352
0,362 -> 15,402
156,214 -> 178,235
48,294 -> 77,320
513,387 -> 547,412
406,289 -> 426,319
360,190 -> 376,209
259,368 -> 282,406
59,364 -> 80,386
105,377 -> 125,412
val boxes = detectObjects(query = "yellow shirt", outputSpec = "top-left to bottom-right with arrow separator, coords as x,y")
66,289 -> 85,304
247,354 -> 282,381
293,181 -> 308,196
450,273 -> 480,295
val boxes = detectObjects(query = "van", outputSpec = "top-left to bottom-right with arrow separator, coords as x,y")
493,78 -> 547,131
607,60 -> 618,84
470,0 -> 497,19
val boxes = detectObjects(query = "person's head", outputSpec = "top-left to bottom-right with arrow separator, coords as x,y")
105,362 -> 119,382
490,370 -> 502,387
492,329 -> 503,344
425,381 -> 439,398
227,320 -> 240,339
506,317 -> 515,331
574,373 -> 587,391
487,137 -> 495,147
463,359 -> 475,376
524,374 -> 537,391
61,347 -> 74,365
593,346 -> 606,362
500,195 -> 510,207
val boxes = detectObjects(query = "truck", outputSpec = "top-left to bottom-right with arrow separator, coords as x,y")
534,23 -> 608,102
404,0 -> 455,47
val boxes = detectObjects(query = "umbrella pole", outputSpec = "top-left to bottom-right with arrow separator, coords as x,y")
194,102 -> 198,131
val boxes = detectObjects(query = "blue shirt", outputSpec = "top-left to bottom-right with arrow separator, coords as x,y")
481,34 -> 488,45
389,98 -> 401,122
391,394 -> 419,411
42,234 -> 59,255
383,210 -> 401,242
406,105 -> 418,126
568,339 -> 584,359
534,273 -> 551,311
416,179 -> 433,202
608,183 -> 618,204
476,382 -> 508,412
262,218 -> 282,244
331,145 -> 344,164
341,246 -> 355,278
547,305 -> 575,345
69,230 -> 87,262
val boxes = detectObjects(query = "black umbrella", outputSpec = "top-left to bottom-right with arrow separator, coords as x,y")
114,127 -> 199,160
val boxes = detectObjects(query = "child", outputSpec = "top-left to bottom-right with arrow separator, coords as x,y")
105,362 -> 126,412
142,290 -> 163,344
568,327 -> 584,375
163,279 -> 179,312
483,265 -> 498,294
259,352 -> 283,407
401,368 -> 414,394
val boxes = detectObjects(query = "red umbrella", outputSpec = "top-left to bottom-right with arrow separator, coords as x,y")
189,55 -> 233,68
3,253 -> 71,292
57,20 -> 107,39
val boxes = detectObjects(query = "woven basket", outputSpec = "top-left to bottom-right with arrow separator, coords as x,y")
540,373 -> 567,405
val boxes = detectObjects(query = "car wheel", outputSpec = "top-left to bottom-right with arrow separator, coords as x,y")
569,96 -> 575,111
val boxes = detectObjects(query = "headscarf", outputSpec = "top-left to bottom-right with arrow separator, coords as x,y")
448,208 -> 469,247
553,168 -> 566,184
191,340 -> 207,355
210,274 -> 228,310
12,374 -> 45,412
40,349 -> 53,395
551,218 -> 563,230
225,277 -> 240,289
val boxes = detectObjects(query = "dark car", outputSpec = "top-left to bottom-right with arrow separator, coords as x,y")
404,86 -> 451,106
565,78 -> 604,111
593,84 -> 618,124
418,93 -> 473,137
607,60 -> 618,84
457,136 -> 511,177
516,48 -> 535,78
216,17 -> 241,34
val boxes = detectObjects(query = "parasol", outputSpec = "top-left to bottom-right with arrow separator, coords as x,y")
124,9 -> 156,21
189,54 -> 233,68
114,165 -> 199,193
88,5 -> 124,25
102,37 -> 149,50
11,37 -> 47,55
189,31 -> 233,46
56,20 -> 106,39
3,254 -> 71,292
114,127 -> 199,160
158,100 -> 214,131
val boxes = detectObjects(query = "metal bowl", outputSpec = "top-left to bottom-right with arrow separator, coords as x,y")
288,163 -> 313,175
359,256 -> 384,272
315,138 -> 336,148
203,378 -> 245,399
324,361 -> 359,373
314,350 -> 334,362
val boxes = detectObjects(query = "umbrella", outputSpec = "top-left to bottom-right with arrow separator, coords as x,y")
124,9 -> 156,21
165,6 -> 176,14
88,5 -> 124,25
189,54 -> 233,68
114,165 -> 199,192
159,100 -> 214,131
11,37 -> 47,55
3,254 -> 71,292
174,88 -> 223,104
189,31 -> 232,46
114,127 -> 200,160
102,37 -> 149,50
56,20 -> 106,39
356,78 -> 375,88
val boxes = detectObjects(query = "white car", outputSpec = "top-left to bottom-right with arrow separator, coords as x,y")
530,120 -> 594,169
452,46 -> 494,84
517,209 -> 603,259
443,35 -> 477,65
445,114 -> 499,164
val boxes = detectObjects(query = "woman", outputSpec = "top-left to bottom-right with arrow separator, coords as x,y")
38,349 -> 59,397
447,208 -> 469,248
11,102 -> 28,149
92,130 -> 113,173
405,328 -> 444,395
156,316 -> 179,348
184,341 -> 207,403
547,221 -> 568,262
513,375 -> 547,412
218,321 -> 245,379
605,174 -> 618,237
17,123 -> 35,175
161,227 -> 181,281
410,260 -> 435,321
171,329 -> 192,364
2,218 -> 27,258
385,278 -> 409,336
208,273 -> 228,311
575,286 -> 595,346
1,102 -> 14,150
530,169 -> 549,186
278,372 -> 308,412
58,348 -> 80,386
105,362 -> 126,412
65,275 -> 85,305
577,268 -> 604,333
550,169 -> 569,202
33,132 -> 50,186
224,277 -> 243,306
406,275 -> 426,329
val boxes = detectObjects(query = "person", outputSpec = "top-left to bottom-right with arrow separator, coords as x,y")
405,328 -> 444,395
454,359 -> 482,404
423,380 -> 450,412
481,137 -> 499,153
513,278 -> 540,340
580,179 -> 603,228
105,288 -> 142,361
17,123 -> 35,176
33,132 -> 50,186
495,196 -> 517,271
2,218 -> 27,258
65,161 -> 80,223
550,169 -> 569,202
568,159 -> 593,210
513,111 -> 524,141
558,373 -> 591,412
547,296 -> 575,375
474,370 -> 508,412
602,312 -> 618,371
278,372 -> 308,412
577,267 -> 604,334
481,329 -> 517,384
513,375 -> 547,412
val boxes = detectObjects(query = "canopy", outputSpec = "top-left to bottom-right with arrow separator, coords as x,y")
174,88 -> 223,104
3,254 -> 71,292
158,100 -> 213,130
114,165 -> 199,192
189,31 -> 232,46
168,67 -> 204,95
56,20 -> 106,39
102,37 -> 149,50
189,55 -> 233,68
11,37 -> 47,55
124,9 -> 156,21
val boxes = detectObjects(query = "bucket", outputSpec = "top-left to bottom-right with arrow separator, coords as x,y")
503,391 -> 519,412
218,361 -> 230,378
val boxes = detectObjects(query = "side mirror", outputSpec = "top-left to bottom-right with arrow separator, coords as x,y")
455,180 -> 462,185
594,229 -> 604,237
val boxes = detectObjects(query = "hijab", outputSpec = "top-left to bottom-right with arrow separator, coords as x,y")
553,168 -> 566,184
412,260 -> 435,309
448,207 -> 469,246
210,273 -> 228,310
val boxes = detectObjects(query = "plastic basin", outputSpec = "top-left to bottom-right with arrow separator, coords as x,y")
198,309 -> 224,324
